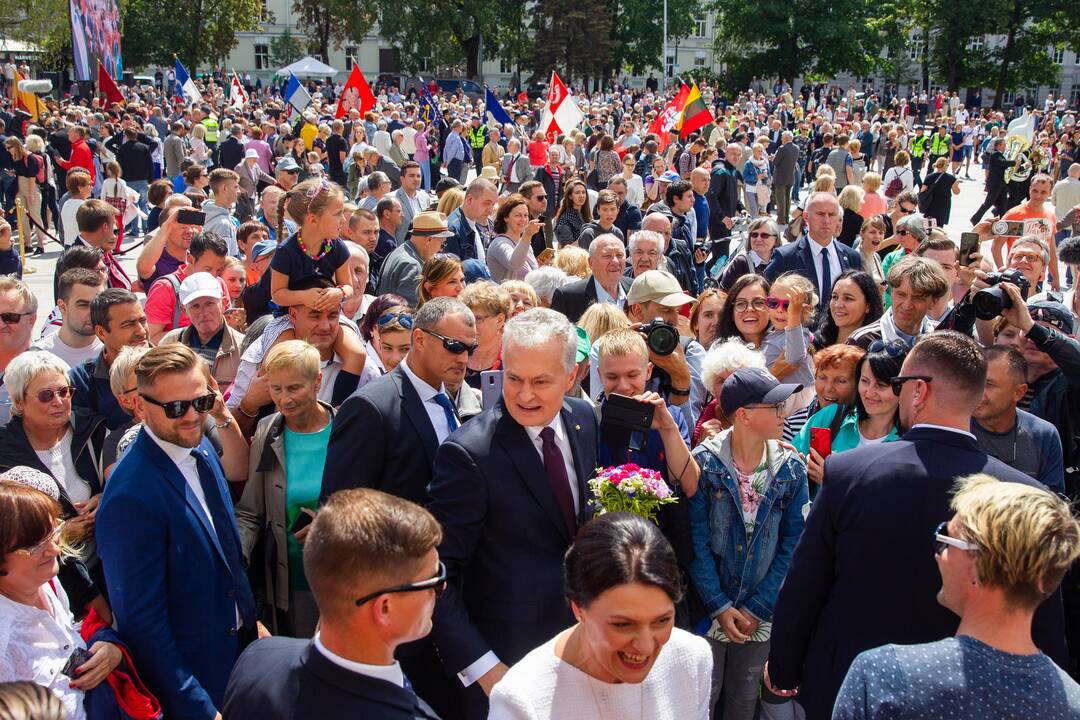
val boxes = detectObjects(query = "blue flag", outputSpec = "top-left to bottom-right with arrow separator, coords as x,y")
485,86 -> 513,126
283,71 -> 311,119
175,58 -> 201,105
418,85 -> 444,131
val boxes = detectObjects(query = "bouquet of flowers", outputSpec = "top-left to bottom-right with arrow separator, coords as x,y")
588,463 -> 677,524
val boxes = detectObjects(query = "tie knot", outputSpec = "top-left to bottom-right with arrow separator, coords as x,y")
540,426 -> 556,443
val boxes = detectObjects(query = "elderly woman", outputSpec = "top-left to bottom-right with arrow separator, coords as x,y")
717,218 -> 781,292
524,265 -> 570,308
236,340 -> 335,638
806,343 -> 865,420
0,482 -> 124,719
692,339 -> 767,446
460,281 -> 513,389
488,193 -> 542,282
501,280 -> 539,316
552,245 -> 590,279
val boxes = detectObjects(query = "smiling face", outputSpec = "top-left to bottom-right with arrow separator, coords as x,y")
17,370 -> 71,433
815,362 -> 857,407
136,366 -> 209,449
829,277 -> 869,330
573,582 -> 675,684
502,337 -> 575,428
858,361 -> 898,419
732,282 -> 768,342
889,278 -> 933,334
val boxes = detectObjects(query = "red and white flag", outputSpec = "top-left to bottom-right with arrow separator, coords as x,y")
647,84 -> 690,152
538,71 -> 583,142
229,70 -> 248,109
335,65 -> 376,119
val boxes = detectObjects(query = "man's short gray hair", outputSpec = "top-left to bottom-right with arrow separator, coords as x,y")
367,171 -> 389,191
628,230 -> 663,254
109,345 -> 152,398
700,339 -> 766,391
895,212 -> 928,242
502,307 -> 577,374
344,241 -> 369,263
1010,234 -> 1050,265
0,275 -> 38,314
524,266 -> 570,304
415,296 -> 475,332
588,233 -> 623,259
5,350 -> 71,411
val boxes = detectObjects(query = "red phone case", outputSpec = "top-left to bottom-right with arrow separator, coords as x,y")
810,427 -> 832,458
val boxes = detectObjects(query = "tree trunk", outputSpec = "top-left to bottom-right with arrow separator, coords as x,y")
991,1 -> 1021,111
462,35 -> 480,79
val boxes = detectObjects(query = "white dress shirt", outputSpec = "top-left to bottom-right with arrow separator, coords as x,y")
400,356 -> 454,443
313,633 -> 405,688
809,237 -> 842,293
465,218 -> 487,263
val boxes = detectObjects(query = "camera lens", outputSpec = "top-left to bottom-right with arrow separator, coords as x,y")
646,322 -> 679,356
972,287 -> 1007,321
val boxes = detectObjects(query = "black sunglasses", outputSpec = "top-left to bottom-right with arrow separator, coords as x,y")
889,375 -> 933,397
868,339 -> 909,358
0,311 -> 33,325
35,386 -> 73,404
355,561 -> 448,606
140,390 -> 217,418
421,327 -> 477,356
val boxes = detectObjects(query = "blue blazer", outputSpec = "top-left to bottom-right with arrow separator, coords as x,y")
96,429 -> 250,719
766,427 -> 1067,720
428,398 -> 598,677
442,207 -> 479,261
762,234 -> 862,297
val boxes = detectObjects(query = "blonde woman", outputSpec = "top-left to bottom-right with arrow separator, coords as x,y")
436,187 -> 464,217
837,185 -> 866,246
4,136 -> 44,254
553,245 -> 590,279
25,135 -> 57,241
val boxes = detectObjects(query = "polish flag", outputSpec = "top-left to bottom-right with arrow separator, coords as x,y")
229,70 -> 248,109
538,71 -> 583,142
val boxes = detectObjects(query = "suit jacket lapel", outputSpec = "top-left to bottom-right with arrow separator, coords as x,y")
560,403 -> 592,522
394,366 -> 439,465
494,403 -> 572,542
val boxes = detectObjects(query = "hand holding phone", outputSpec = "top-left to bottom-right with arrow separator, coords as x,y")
959,232 -> 980,267
809,427 -> 832,459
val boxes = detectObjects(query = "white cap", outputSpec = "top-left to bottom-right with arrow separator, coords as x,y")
244,148 -> 259,160
179,272 -> 222,306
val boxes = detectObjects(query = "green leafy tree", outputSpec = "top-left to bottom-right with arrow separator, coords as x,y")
269,29 -> 305,68
0,0 -> 71,71
977,0 -> 1070,107
525,0 -> 614,88
609,0 -> 696,77
375,0 -> 503,80
122,0 -> 265,69
292,0 -> 377,64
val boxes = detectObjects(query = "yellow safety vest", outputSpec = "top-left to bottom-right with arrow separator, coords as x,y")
930,134 -> 950,156
201,118 -> 219,143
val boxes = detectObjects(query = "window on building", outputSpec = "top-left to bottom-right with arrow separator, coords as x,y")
345,47 -> 358,71
499,57 -> 512,74
1070,84 -> 1080,105
694,52 -> 706,68
1050,46 -> 1064,64
967,35 -> 985,52
666,54 -> 676,78
693,16 -> 707,38
254,44 -> 269,71
418,57 -> 431,73
909,31 -> 922,61
258,0 -> 269,22
1000,90 -> 1014,106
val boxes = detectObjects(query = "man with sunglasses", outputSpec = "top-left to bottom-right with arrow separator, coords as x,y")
0,275 -> 37,423
519,180 -> 554,255
766,332 -> 1066,719
223,488 -> 442,720
321,297 -> 477,719
97,344 -> 254,720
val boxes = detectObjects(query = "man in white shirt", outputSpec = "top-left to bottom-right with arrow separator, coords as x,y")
31,268 -> 103,368
222,488 -> 444,719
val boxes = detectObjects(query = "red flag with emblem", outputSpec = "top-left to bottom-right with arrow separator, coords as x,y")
647,84 -> 689,152
336,65 -> 376,119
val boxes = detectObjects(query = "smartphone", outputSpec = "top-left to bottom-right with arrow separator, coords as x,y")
923,216 -> 938,229
290,509 -> 315,534
176,208 -> 206,226
959,232 -> 981,266
480,370 -> 503,410
991,219 -> 1025,236
809,427 -> 832,459
601,393 -> 656,434
60,647 -> 95,679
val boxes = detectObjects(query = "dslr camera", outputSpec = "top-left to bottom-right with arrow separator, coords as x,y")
641,318 -> 679,356
972,268 -> 1031,321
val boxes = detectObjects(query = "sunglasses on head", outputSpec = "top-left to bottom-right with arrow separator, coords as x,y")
35,386 -> 73,404
868,339 -> 908,358
0,311 -> 33,325
377,312 -> 414,329
765,297 -> 790,311
421,327 -> 477,355
140,389 -> 217,418
355,561 -> 448,606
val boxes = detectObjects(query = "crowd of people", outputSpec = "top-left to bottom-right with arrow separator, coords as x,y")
0,69 -> 1079,720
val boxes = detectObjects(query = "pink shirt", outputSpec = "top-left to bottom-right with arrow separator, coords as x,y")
859,192 -> 889,219
244,139 -> 274,173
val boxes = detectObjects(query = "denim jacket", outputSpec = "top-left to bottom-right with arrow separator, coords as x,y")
688,428 -> 809,622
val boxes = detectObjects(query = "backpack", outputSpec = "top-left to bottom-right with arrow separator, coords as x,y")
33,153 -> 45,185
884,168 -> 907,198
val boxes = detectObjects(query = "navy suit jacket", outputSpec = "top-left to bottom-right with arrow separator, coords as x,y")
320,364 -> 439,506
762,234 -> 862,298
223,637 -> 437,720
767,427 -> 1068,720
549,275 -> 634,324
96,430 -> 252,719
428,398 -> 598,675
443,207 -> 479,261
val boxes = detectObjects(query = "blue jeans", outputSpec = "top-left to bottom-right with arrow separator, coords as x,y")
792,165 -> 804,201
127,180 -> 150,235
419,160 -> 431,191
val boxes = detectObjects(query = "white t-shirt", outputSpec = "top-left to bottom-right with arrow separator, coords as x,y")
32,333 -> 102,370
61,198 -> 86,247
34,429 -> 92,504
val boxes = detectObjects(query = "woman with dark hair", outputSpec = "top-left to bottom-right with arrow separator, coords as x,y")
554,179 -> 592,247
416,255 -> 464,306
488,512 -> 712,719
360,302 -> 413,377
715,275 -> 770,349
813,270 -> 884,349
487,193 -> 542,282
593,135 -> 622,186
794,339 -> 906,489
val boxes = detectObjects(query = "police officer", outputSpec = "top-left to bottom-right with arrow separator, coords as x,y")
467,116 -> 488,174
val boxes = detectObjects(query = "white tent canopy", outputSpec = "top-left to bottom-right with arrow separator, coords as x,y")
277,56 -> 338,78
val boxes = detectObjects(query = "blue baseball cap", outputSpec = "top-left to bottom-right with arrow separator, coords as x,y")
658,170 -> 681,183
720,367 -> 803,419
1027,299 -> 1075,335
251,239 -> 277,260
462,258 -> 492,284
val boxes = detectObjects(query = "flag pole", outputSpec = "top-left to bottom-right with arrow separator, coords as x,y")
663,0 -> 668,89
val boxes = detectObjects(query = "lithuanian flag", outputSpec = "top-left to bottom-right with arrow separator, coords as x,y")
678,83 -> 714,139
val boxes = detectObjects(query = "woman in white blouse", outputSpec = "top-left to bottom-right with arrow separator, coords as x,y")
488,512 -> 713,720
0,481 -> 122,719
618,154 -> 646,208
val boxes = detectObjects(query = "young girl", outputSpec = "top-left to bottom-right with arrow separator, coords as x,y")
761,272 -> 817,438
854,216 -> 887,288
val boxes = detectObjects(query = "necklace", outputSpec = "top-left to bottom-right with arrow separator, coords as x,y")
583,670 -> 644,720
296,233 -> 333,262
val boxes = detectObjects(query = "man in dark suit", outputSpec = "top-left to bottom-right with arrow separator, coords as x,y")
763,191 -> 862,299
772,132 -> 800,224
97,344 -> 254,719
549,234 -> 633,323
443,178 -> 498,261
427,308 -> 599,719
969,136 -> 1014,225
217,124 -> 247,175
765,332 -> 1068,719
223,488 -> 442,720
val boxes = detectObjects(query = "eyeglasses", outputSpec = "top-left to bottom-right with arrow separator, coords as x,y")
748,231 -> 776,239
377,312 -> 414,330
868,339 -> 908,358
421,327 -> 477,356
934,521 -> 977,555
765,297 -> 790,311
889,375 -> 933,397
35,386 -> 73,404
140,390 -> 217,419
534,195 -> 548,201
743,402 -> 786,418
13,521 -> 65,558
355,561 -> 448,606
898,206 -> 916,214
0,311 -> 33,325
733,298 -> 767,313
896,229 -> 910,236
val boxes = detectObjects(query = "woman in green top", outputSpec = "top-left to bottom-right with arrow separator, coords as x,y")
236,339 -> 334,637
794,340 -> 908,493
